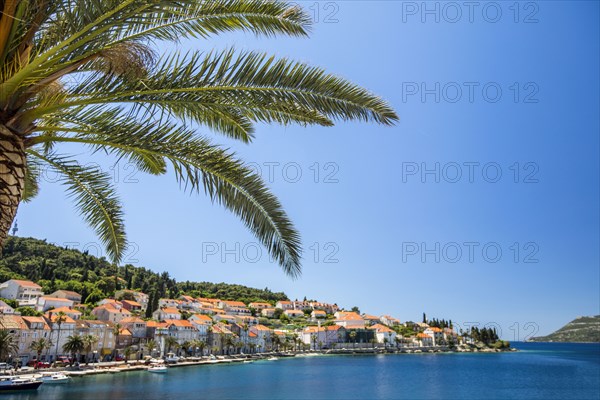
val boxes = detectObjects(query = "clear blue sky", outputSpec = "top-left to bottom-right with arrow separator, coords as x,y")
15,1 -> 599,339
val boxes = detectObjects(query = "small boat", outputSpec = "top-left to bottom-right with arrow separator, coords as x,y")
148,365 -> 168,373
40,372 -> 70,384
242,360 -> 254,364
0,376 -> 43,392
267,357 -> 278,361
107,368 -> 122,373
164,353 -> 180,363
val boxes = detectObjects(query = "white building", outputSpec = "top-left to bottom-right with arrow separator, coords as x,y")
370,324 -> 397,345
275,301 -> 293,310
165,319 -> 197,345
283,309 -> 304,318
334,312 -> 366,329
424,327 -> 444,346
0,279 -> 43,307
36,297 -> 75,312
153,307 -> 181,321
47,290 -> 82,304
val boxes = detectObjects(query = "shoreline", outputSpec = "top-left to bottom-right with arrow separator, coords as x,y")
9,347 -> 517,380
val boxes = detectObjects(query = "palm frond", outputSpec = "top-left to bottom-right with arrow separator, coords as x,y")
21,49 -> 398,139
30,110 -> 302,276
0,0 -> 311,99
22,155 -> 41,202
26,149 -> 127,263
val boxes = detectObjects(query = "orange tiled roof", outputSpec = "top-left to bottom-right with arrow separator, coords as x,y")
326,325 -> 343,331
304,326 -> 324,333
120,317 -> 145,324
165,319 -> 193,328
21,316 -> 51,330
10,279 -> 41,288
0,315 -> 29,330
253,324 -> 271,331
191,314 -> 212,322
52,290 -> 81,297
223,300 -> 246,307
428,327 -> 443,333
49,315 -> 75,324
249,302 -> 271,307
146,320 -> 167,328
417,333 -> 431,338
337,312 -> 363,321
160,307 -> 181,314
41,296 -> 72,303
51,306 -> 81,314
122,299 -> 142,307
370,324 -> 394,333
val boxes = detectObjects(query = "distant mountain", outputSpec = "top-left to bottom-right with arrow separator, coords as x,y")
530,316 -> 600,343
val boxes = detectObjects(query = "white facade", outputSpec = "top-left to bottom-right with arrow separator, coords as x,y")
36,297 -> 75,312
0,280 -> 43,307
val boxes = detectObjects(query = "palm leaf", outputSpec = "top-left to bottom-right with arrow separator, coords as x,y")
26,149 -> 127,263
21,49 -> 398,139
30,110 -> 302,276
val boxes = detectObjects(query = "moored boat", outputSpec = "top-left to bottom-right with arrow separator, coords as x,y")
40,372 -> 70,384
0,375 -> 43,392
148,365 -> 168,373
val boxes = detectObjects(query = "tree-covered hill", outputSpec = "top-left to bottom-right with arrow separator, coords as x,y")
0,236 -> 288,307
530,316 -> 600,343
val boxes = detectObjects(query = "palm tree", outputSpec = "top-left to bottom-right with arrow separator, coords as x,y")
0,0 -> 397,278
195,339 -> 206,357
63,334 -> 84,365
82,334 -> 98,365
123,346 -> 134,363
52,311 -> 67,361
0,330 -> 18,362
29,337 -> 50,364
180,341 -> 192,357
164,336 -> 178,355
112,323 -> 122,360
146,339 -> 157,357
224,336 -> 235,356
349,331 -> 357,349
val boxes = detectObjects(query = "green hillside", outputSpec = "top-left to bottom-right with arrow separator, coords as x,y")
530,316 -> 600,343
0,236 -> 289,310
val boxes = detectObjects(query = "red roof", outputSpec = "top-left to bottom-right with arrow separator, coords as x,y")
223,300 -> 246,307
252,324 -> 271,331
10,280 -> 41,288
370,324 -> 395,333
192,314 -> 212,322
50,306 -> 81,314
165,319 -> 193,328
337,312 -> 363,321
160,307 -> 180,314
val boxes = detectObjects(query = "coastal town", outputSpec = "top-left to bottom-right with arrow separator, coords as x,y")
0,278 -> 502,366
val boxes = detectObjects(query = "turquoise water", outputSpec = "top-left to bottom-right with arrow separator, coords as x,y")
4,343 -> 600,399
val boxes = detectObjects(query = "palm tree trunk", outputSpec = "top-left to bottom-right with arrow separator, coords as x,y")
0,124 -> 25,248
